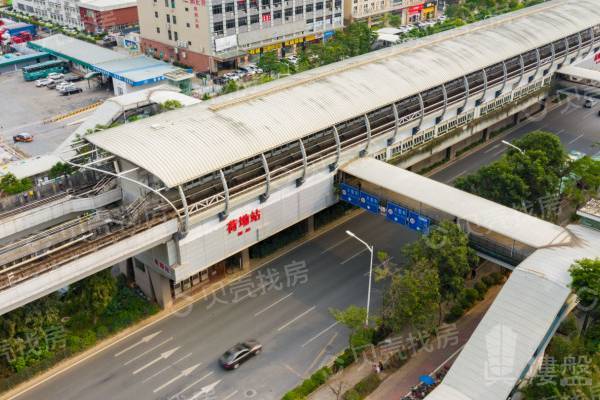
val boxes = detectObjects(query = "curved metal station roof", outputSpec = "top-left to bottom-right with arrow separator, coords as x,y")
87,0 -> 600,188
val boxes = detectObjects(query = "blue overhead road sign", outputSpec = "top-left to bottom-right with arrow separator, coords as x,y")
339,183 -> 361,207
359,191 -> 380,214
386,202 -> 408,225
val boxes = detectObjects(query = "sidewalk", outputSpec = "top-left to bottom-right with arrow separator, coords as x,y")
367,284 -> 502,400
308,358 -> 377,400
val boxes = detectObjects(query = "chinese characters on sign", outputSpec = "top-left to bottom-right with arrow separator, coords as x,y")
226,209 -> 262,236
154,258 -> 173,276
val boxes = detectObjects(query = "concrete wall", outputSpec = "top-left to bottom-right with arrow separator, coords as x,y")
0,188 -> 122,240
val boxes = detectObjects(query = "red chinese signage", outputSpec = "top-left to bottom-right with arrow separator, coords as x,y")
154,258 -> 173,276
262,13 -> 271,22
227,209 -> 262,236
408,4 -> 423,14
595,52 -> 600,64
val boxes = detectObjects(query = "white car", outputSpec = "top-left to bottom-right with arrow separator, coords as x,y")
56,82 -> 76,91
223,72 -> 240,81
285,55 -> 299,65
47,72 -> 64,80
35,78 -> 53,87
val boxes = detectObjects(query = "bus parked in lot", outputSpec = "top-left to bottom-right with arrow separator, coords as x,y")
22,60 -> 69,81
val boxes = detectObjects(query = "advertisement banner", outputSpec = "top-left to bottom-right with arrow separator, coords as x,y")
215,34 -> 237,52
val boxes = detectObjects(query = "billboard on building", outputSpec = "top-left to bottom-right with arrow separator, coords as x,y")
215,35 -> 238,52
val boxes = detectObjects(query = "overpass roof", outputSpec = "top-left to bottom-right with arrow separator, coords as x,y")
427,224 -> 600,400
86,0 -> 600,188
341,157 -> 572,249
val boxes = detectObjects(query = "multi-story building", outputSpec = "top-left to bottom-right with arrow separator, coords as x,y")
345,0 -> 436,26
12,0 -> 82,28
138,0 -> 344,72
78,0 -> 139,33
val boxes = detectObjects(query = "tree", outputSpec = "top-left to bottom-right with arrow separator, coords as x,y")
382,260 -> 440,334
257,51 -> 283,75
330,305 -> 372,348
49,162 -> 74,179
403,221 -> 478,323
564,156 -> 600,206
569,258 -> 600,331
0,173 -> 33,195
66,269 -> 117,325
159,99 -> 183,111
387,13 -> 401,28
510,131 -> 567,177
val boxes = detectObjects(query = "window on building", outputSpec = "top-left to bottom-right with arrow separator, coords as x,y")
273,10 -> 281,18
325,0 -> 331,8
306,18 -> 313,23
238,17 -> 247,26
261,0 -> 269,7
334,0 -> 341,7
250,0 -> 258,9
316,2 -> 323,10
295,5 -> 303,14
284,8 -> 292,16
171,0 -> 175,7
226,19 -> 235,28
185,6 -> 188,11
166,14 -> 170,22
164,0 -> 168,6
238,1 -> 247,11
250,14 -> 259,23
188,40 -> 192,45
273,0 -> 281,7
212,4 -> 222,14
213,21 -> 223,32
306,3 -> 313,12
225,2 -> 234,12
173,15 -> 177,23
156,26 -> 160,33
186,22 -> 190,27
174,31 -> 178,40
168,29 -> 172,39
154,11 -> 158,17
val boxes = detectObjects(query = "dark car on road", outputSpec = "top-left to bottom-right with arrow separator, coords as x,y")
60,87 -> 83,96
219,340 -> 262,370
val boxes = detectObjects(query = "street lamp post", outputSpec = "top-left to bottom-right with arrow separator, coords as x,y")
501,140 -> 525,155
346,230 -> 374,327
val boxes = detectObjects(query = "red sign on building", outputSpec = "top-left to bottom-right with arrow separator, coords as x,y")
226,209 -> 262,236
262,13 -> 271,22
408,4 -> 424,14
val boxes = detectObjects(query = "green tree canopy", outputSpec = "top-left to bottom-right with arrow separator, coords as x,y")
382,260 -> 440,334
569,258 -> 600,315
403,221 -> 478,303
0,173 -> 33,195
66,269 -> 117,325
48,162 -> 74,179
257,51 -> 284,75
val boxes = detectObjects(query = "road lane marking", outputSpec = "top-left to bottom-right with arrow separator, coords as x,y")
568,133 -> 584,144
282,363 -> 303,378
142,364 -> 174,383
114,331 -> 162,357
124,337 -> 173,366
223,390 -> 239,400
168,371 -> 214,398
302,321 -> 340,347
173,352 -> 193,365
188,380 -> 222,400
154,364 -> 201,393
449,170 -> 467,182
277,306 -> 316,332
483,143 -> 500,153
254,292 -> 294,317
340,248 -> 368,265
133,347 -> 180,375
492,148 -> 506,157
234,283 -> 269,303
320,236 -> 351,254
303,332 -> 338,377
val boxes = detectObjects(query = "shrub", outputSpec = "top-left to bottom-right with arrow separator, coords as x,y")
489,272 -> 504,285
463,288 -> 480,306
343,373 -> 381,399
482,275 -> 495,287
343,389 -> 361,400
474,281 -> 488,300
557,315 -> 578,338
445,304 -> 465,323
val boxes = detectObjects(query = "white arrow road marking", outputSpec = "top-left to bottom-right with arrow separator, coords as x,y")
124,337 -> 173,366
153,363 -> 201,393
168,371 -> 214,399
114,331 -> 162,357
133,347 -> 180,375
188,380 -> 222,400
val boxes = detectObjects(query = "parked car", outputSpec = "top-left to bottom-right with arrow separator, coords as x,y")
47,79 -> 64,89
60,86 -> 83,96
57,82 -> 76,91
35,78 -> 52,87
219,340 -> 262,370
584,98 -> 597,108
285,55 -> 299,65
63,73 -> 83,82
13,132 -> 33,143
47,72 -> 64,80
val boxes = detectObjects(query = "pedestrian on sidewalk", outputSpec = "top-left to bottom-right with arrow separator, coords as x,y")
378,361 -> 384,372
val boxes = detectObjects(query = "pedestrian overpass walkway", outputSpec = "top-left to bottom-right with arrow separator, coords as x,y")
339,157 -> 573,267
339,157 -> 600,400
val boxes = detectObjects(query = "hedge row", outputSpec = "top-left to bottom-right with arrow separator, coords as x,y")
342,373 -> 381,400
282,366 -> 333,400
445,272 -> 505,323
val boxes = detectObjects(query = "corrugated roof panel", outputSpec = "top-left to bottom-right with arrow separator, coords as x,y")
86,0 -> 600,188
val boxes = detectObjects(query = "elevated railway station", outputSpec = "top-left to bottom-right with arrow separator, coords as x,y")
0,0 -> 598,333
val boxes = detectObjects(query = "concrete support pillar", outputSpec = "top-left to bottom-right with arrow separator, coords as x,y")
446,144 -> 457,160
241,248 -> 250,270
307,215 -> 315,234
148,268 -> 173,309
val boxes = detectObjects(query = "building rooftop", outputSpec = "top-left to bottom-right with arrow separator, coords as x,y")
78,0 -> 137,11
86,0 -> 600,188
28,35 -> 179,85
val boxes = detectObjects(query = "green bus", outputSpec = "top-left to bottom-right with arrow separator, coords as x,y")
22,60 -> 69,81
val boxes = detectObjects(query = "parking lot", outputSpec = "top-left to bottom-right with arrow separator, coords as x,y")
0,70 -> 112,156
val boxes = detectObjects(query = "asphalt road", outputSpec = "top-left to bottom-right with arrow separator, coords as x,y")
12,98 -> 600,400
